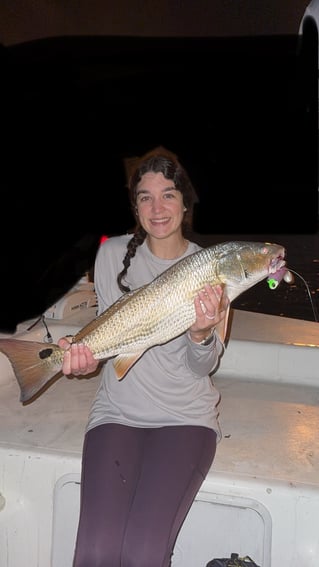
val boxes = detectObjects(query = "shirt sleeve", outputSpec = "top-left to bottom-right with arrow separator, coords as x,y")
184,330 -> 224,378
94,236 -> 127,314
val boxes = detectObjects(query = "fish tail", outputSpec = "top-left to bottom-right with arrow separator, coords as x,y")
0,339 -> 63,404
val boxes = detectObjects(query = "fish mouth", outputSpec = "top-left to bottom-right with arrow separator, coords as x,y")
269,255 -> 286,272
268,253 -> 287,282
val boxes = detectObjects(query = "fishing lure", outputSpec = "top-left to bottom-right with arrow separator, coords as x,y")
267,267 -> 294,290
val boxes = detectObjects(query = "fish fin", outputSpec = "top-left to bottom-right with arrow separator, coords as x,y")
113,351 -> 145,380
215,304 -> 231,344
0,339 -> 63,404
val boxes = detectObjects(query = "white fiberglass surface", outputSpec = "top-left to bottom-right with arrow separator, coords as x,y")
0,309 -> 319,566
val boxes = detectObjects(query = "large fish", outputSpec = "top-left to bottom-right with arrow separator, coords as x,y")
0,241 -> 287,404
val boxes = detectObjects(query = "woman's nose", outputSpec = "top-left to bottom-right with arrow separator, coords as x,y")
151,198 -> 164,212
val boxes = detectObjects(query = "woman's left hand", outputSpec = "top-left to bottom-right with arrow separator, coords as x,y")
188,284 -> 229,341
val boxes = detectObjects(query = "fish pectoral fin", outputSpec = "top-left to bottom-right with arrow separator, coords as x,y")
215,304 -> 231,344
113,351 -> 145,380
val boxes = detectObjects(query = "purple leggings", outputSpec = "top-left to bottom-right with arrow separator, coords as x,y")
73,423 -> 217,567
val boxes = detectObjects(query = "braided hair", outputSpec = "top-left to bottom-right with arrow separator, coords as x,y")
117,147 -> 196,293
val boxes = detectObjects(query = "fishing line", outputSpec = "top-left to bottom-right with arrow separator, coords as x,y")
288,268 -> 319,323
41,315 -> 53,343
26,314 -> 53,342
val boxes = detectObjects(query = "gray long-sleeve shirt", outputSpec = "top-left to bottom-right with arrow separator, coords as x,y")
87,235 -> 224,441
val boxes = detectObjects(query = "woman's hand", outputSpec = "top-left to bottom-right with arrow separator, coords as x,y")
188,284 -> 229,343
58,337 -> 99,376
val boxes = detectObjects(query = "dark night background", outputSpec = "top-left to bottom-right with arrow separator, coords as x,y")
0,2 -> 318,332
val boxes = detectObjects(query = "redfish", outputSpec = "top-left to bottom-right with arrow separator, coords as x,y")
0,241 -> 287,404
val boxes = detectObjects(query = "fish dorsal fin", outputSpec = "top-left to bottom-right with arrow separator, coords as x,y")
214,304 -> 231,344
113,351 -> 145,380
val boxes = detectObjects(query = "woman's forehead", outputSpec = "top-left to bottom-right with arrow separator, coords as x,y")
137,171 -> 176,192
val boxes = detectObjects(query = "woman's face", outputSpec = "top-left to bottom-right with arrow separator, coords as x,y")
135,171 -> 185,240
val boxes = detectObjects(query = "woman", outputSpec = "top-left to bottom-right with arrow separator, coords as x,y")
59,147 -> 228,567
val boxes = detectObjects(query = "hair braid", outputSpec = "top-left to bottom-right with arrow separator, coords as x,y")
117,227 -> 147,293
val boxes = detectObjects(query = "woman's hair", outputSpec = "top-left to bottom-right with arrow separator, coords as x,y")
117,147 -> 196,293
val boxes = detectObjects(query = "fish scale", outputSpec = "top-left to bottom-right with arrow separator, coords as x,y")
0,241 -> 287,404
84,248 -> 218,356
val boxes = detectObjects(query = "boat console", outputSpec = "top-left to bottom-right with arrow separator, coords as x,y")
0,308 -> 318,566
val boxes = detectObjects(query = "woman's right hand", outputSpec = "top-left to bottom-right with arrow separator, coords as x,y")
58,337 -> 99,376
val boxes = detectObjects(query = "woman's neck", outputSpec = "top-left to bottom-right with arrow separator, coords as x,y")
146,235 -> 188,260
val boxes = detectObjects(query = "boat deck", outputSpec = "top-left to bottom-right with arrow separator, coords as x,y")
0,308 -> 319,566
213,309 -> 319,485
1,308 -> 319,482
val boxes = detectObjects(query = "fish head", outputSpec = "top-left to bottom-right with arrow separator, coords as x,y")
215,241 -> 286,302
